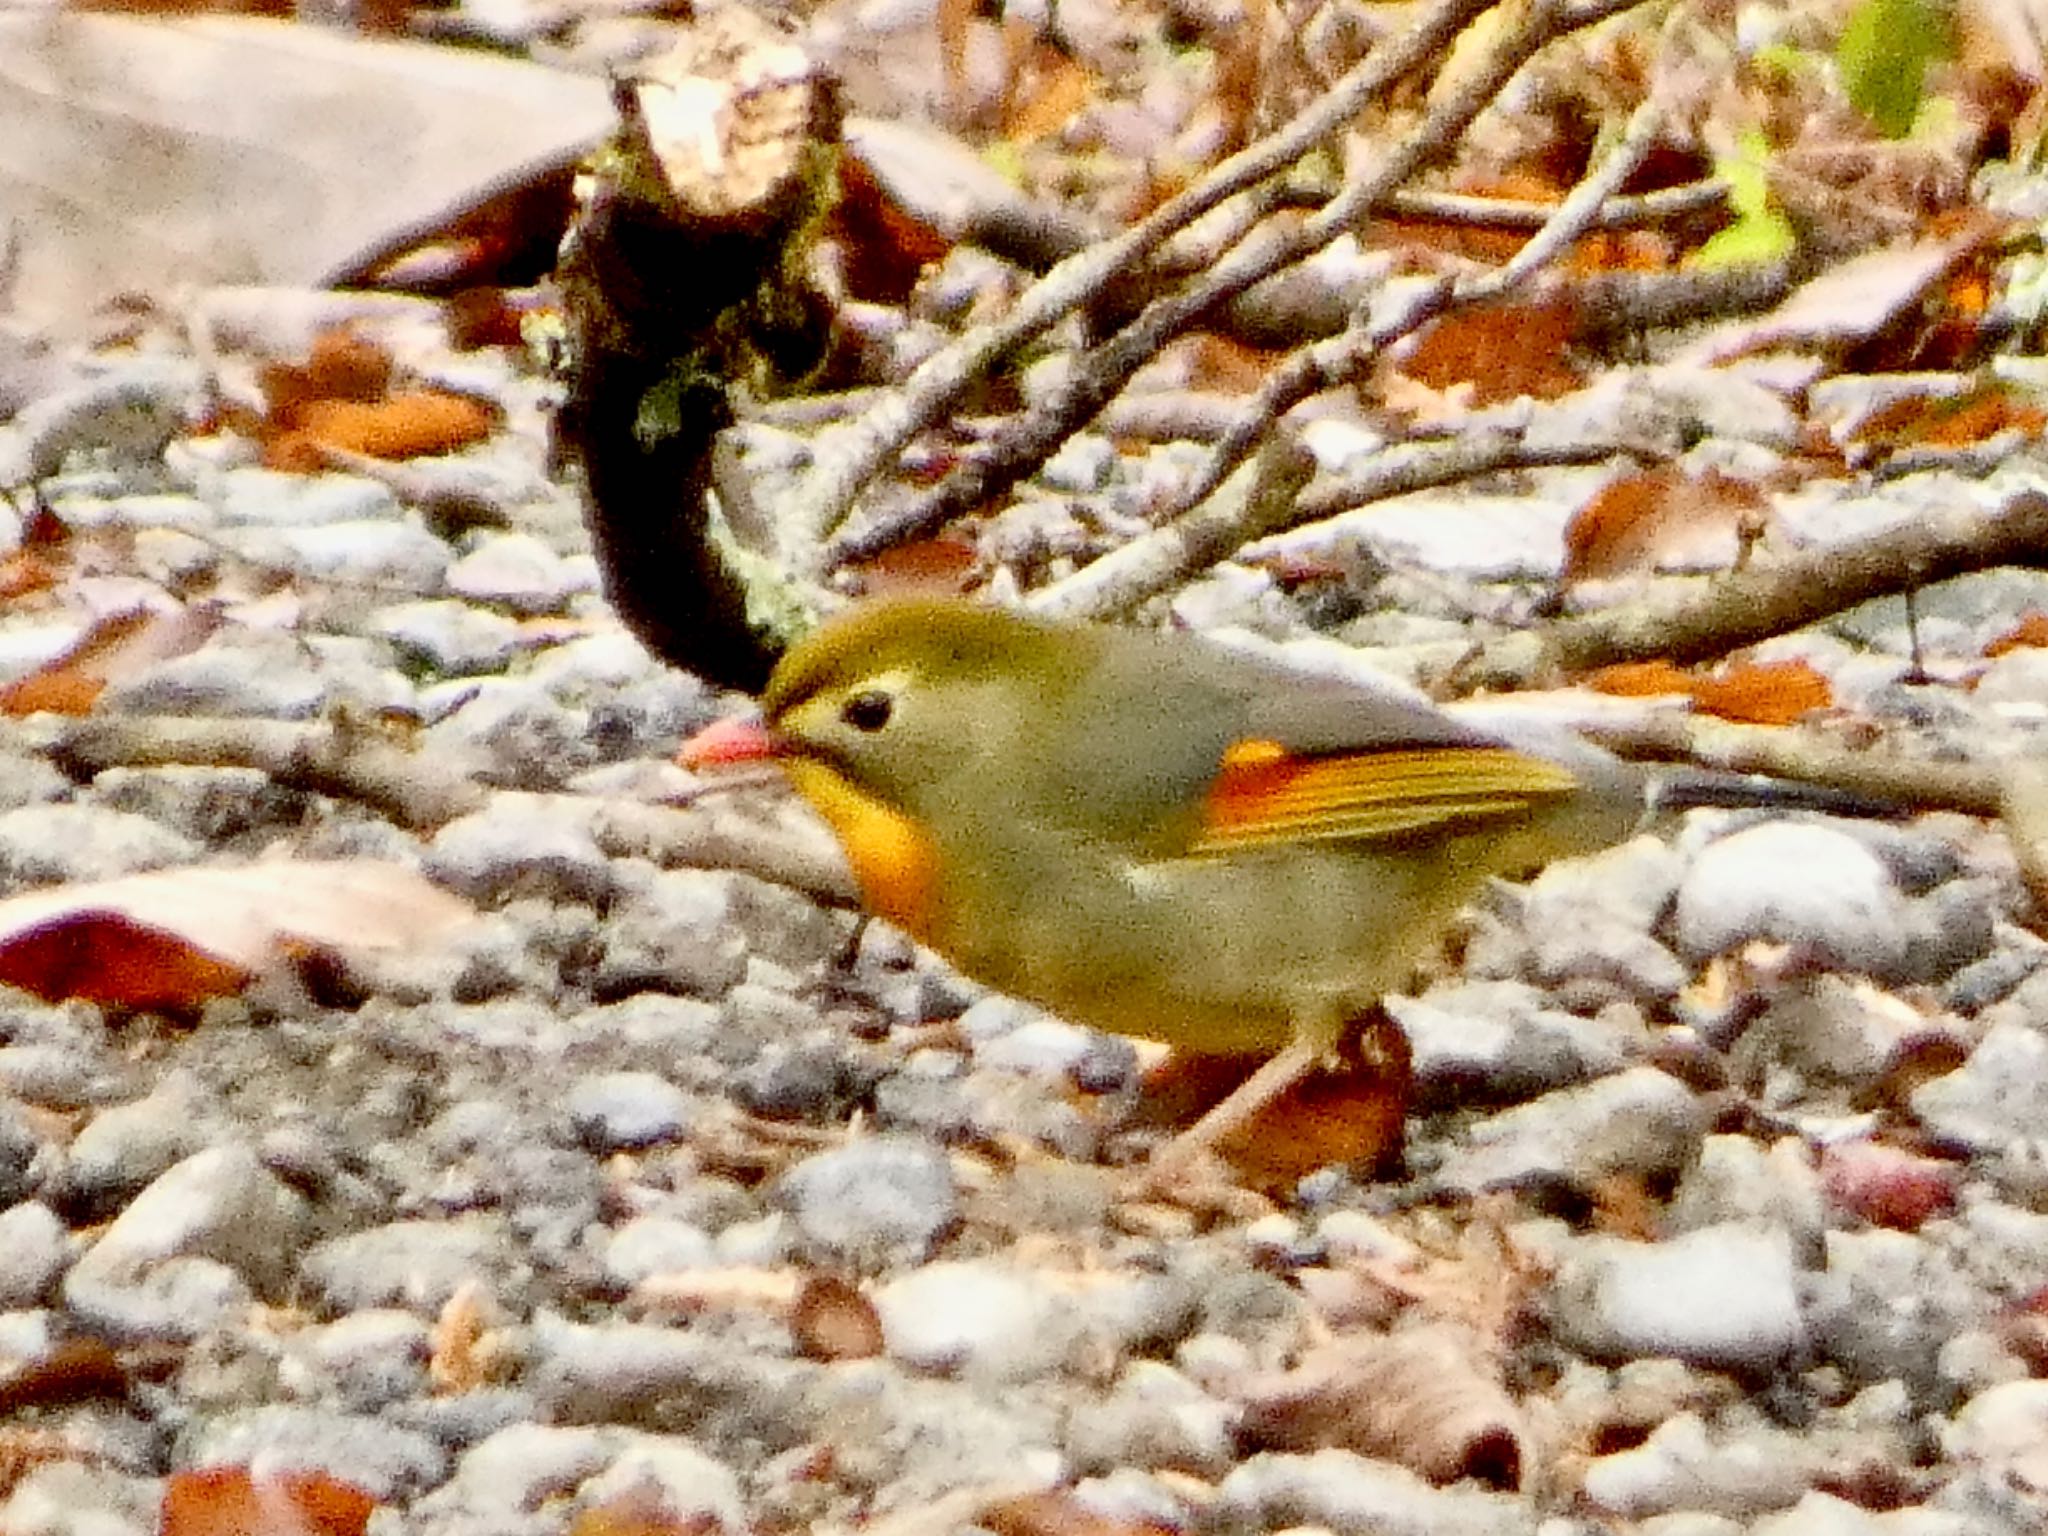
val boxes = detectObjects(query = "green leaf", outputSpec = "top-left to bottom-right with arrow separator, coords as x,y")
1837,0 -> 1952,139
1690,129 -> 1796,269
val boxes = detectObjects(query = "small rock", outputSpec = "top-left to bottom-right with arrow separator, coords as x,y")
578,1433 -> 746,1532
422,677 -> 591,788
212,467 -> 400,526
1912,1021 -> 2048,1154
64,1144 -> 307,1340
1387,981 -> 1637,1105
445,531 -> 589,615
874,1260 -> 1066,1380
257,517 -> 452,592
777,1136 -> 959,1269
86,766 -> 307,846
1581,1410 -> 1821,1519
0,1201 -> 69,1307
1435,1067 -> 1708,1197
1212,1447 -> 1532,1536
0,803 -> 197,886
1667,1135 -> 1825,1260
61,1071 -> 222,1215
1806,1227 -> 1988,1391
603,1217 -> 717,1287
0,1101 -> 42,1205
371,598 -> 524,677
1943,1378 -> 2048,1493
1038,432 -> 1116,493
427,795 -> 615,906
594,866 -> 751,1000
1545,1222 -> 1808,1372
1672,821 -> 1912,977
0,1462 -> 162,1536
300,1215 -> 528,1314
563,1072 -> 694,1152
179,1405 -> 447,1501
286,1309 -> 432,1410
1065,1360 -> 1234,1475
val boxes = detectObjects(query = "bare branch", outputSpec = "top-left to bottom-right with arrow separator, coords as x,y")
779,0 -> 1508,555
1442,485 -> 2048,689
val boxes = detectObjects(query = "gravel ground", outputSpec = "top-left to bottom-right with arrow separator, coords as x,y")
4,333 -> 2048,1535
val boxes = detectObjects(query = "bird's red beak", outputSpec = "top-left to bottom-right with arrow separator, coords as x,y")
677,715 -> 786,771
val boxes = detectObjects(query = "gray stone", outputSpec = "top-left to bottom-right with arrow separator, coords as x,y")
1387,981 -> 1639,1105
777,1135 -> 959,1269
528,1312 -> 812,1430
257,517 -> 453,591
0,1461 -> 161,1536
64,1144 -> 306,1340
1667,1135 -> 1825,1261
1546,1222 -> 1808,1372
371,598 -> 524,676
180,1404 -> 447,1501
0,1100 -> 40,1205
445,531 -> 591,615
0,1202 -> 69,1307
603,1217 -> 717,1286
1065,1360 -> 1234,1475
212,467 -> 401,526
0,803 -> 197,886
1913,1022 -> 2048,1153
1212,1448 -> 1533,1535
1942,1379 -> 2048,1494
300,1215 -> 529,1314
1436,1067 -> 1708,1196
1806,1227 -> 1989,1391
287,1309 -> 432,1410
427,795 -> 615,906
85,766 -> 307,846
422,677 -> 591,788
1673,821 -> 1912,976
594,865 -> 750,1000
1582,1411 -> 1821,1519
62,1071 -> 221,1213
563,1071 -> 693,1152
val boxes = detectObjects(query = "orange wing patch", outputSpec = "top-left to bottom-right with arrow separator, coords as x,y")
785,760 -> 942,940
1196,739 -> 1581,852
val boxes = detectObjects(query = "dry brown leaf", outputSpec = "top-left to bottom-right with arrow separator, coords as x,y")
0,860 -> 473,1009
1583,659 -> 1697,698
0,605 -> 221,718
1391,296 -> 1582,407
0,14 -> 610,322
1986,610 -> 2048,656
0,1339 -> 130,1415
1561,466 -> 1768,587
1236,1323 -> 1525,1489
160,1467 -> 377,1536
1003,45 -> 1096,147
978,1489 -> 1176,1536
1689,657 -> 1833,725
429,1280 -> 492,1394
1213,1012 -> 1410,1189
280,390 -> 497,464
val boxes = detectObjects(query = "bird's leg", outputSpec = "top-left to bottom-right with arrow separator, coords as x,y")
1128,1038 -> 1321,1194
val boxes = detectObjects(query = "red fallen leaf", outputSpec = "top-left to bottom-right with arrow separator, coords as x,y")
160,1466 -> 376,1536
0,1339 -> 130,1414
1689,657 -> 1833,725
1985,610 -> 2048,657
260,327 -> 393,425
0,605 -> 220,718
1391,295 -> 1583,407
845,537 -> 978,598
277,390 -> 496,465
1821,1139 -> 1958,1231
1213,1013 -> 1410,1190
1584,659 -> 1697,698
0,861 -> 472,1009
1562,466 -> 1769,587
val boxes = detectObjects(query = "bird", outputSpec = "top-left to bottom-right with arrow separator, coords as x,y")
680,594 -> 1875,1185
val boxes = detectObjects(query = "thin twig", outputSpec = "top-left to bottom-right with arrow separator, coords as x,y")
1028,428 -> 1316,619
829,0 -> 1649,568
779,0 -> 1505,555
1441,485 -> 2048,689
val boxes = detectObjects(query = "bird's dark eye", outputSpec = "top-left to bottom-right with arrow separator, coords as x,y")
840,690 -> 894,732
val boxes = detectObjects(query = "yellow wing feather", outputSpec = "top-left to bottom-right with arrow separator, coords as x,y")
1194,743 -> 1581,853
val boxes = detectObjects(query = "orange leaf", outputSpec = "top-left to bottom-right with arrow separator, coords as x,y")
1393,296 -> 1582,406
1690,657 -> 1832,725
1583,659 -> 1696,697
1003,48 -> 1095,146
1986,611 -> 2048,657
160,1467 -> 376,1536
569,1489 -> 718,1536
0,605 -> 219,718
287,391 -> 494,462
1562,466 -> 1767,586
1215,1012 -> 1410,1189
0,862 -> 473,1009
